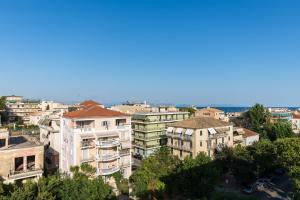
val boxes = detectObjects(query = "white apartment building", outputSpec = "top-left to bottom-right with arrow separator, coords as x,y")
60,101 -> 132,179
5,96 -> 41,124
233,128 -> 259,147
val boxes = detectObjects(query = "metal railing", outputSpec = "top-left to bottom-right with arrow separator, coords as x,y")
96,153 -> 120,162
96,140 -> 120,148
97,166 -> 120,176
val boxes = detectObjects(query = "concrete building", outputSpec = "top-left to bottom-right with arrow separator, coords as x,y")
269,108 -> 292,121
233,128 -> 259,147
5,95 -> 41,124
132,108 -> 190,158
110,101 -> 151,114
39,110 -> 62,170
39,101 -> 69,112
166,117 -> 234,159
0,128 -> 44,183
195,107 -> 228,122
60,101 -> 132,179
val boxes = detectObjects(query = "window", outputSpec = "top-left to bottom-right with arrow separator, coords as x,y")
82,149 -> 89,160
15,157 -> 24,172
222,137 -> 224,144
116,119 -> 126,126
27,155 -> 35,170
200,141 -> 202,147
180,150 -> 182,157
0,139 -> 6,148
101,121 -> 109,127
228,136 -> 230,141
200,131 -> 202,136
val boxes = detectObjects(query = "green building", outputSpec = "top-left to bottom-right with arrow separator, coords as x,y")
132,110 -> 190,157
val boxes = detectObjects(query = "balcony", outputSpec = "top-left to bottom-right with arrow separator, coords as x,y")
96,140 -> 120,148
9,169 -> 43,181
169,144 -> 192,152
81,141 -> 94,148
97,166 -> 120,176
96,153 -> 120,162
166,132 -> 192,141
81,157 -> 94,163
116,124 -> 131,130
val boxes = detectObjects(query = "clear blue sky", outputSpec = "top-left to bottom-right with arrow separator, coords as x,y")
0,0 -> 299,106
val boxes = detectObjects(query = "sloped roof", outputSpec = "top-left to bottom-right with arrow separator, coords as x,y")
241,128 -> 259,138
292,113 -> 300,119
80,100 -> 102,108
63,105 -> 130,119
169,117 -> 230,129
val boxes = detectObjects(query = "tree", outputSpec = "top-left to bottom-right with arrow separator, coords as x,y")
131,147 -> 180,199
268,120 -> 294,141
275,138 -> 300,198
247,104 -> 271,137
0,97 -> 6,110
167,153 -> 220,199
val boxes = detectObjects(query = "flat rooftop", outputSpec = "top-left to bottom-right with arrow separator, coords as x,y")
1,136 -> 42,150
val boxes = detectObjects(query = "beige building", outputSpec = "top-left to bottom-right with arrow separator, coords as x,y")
195,107 -> 228,122
60,101 -> 132,180
0,128 -> 44,184
292,111 -> 300,134
233,128 -> 259,147
5,95 -> 41,124
110,101 -> 151,114
166,117 -> 233,159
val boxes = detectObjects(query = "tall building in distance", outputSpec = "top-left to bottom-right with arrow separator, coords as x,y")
132,106 -> 189,158
60,101 -> 132,180
166,117 -> 234,159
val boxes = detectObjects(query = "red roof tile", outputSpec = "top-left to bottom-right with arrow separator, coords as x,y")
292,113 -> 300,119
64,105 -> 130,119
80,100 -> 102,108
242,128 -> 259,138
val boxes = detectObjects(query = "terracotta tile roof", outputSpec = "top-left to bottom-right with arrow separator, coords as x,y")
80,100 -> 102,108
241,128 -> 259,138
292,113 -> 300,119
169,117 -> 231,129
63,105 -> 130,119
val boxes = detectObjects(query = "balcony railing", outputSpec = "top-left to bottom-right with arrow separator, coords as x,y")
96,140 -> 120,148
166,132 -> 192,141
97,166 -> 120,176
9,168 -> 43,180
116,124 -> 131,129
169,144 -> 192,152
96,153 -> 120,162
81,157 -> 95,163
81,141 -> 94,148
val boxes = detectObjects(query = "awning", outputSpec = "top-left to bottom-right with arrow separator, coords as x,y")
175,128 -> 183,133
185,129 -> 193,136
166,127 -> 173,132
208,128 -> 217,134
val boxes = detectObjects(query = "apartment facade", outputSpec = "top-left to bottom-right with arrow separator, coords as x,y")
5,95 -> 41,124
292,112 -> 300,134
166,117 -> 233,159
60,102 -> 132,179
132,109 -> 190,158
0,128 -> 44,183
195,107 -> 228,122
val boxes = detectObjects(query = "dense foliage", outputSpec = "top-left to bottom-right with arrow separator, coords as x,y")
0,164 -> 114,200
245,104 -> 294,141
0,97 -> 6,110
217,138 -> 300,198
178,107 -> 197,116
131,148 -> 220,199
